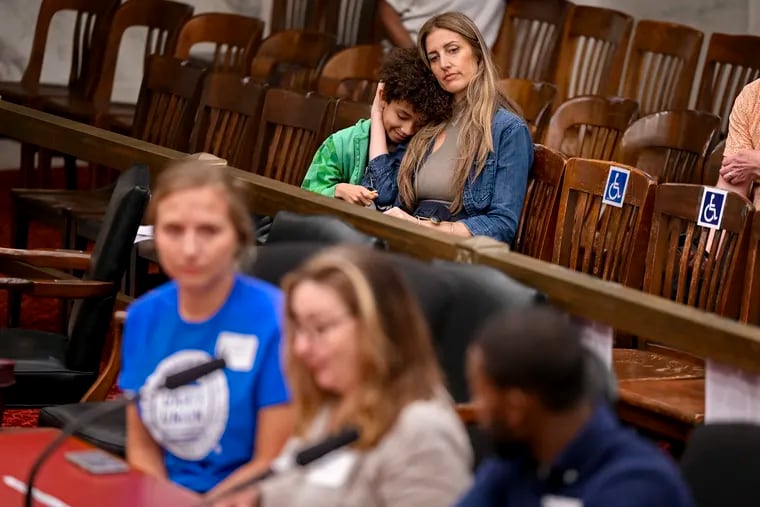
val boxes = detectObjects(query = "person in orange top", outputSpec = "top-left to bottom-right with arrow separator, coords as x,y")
719,78 -> 760,207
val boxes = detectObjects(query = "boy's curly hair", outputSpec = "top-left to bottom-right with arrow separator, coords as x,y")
379,48 -> 452,124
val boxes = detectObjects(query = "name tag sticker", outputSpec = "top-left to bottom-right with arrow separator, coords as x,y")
542,495 -> 583,507
305,449 -> 357,488
697,187 -> 727,230
215,332 -> 258,371
602,166 -> 630,207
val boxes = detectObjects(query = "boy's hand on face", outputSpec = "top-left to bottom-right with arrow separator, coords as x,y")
335,183 -> 378,206
371,82 -> 386,121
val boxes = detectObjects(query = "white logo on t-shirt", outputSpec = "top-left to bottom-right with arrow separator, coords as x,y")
140,349 -> 230,460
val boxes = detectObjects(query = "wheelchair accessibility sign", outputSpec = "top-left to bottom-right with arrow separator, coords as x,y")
697,188 -> 728,230
602,166 -> 630,207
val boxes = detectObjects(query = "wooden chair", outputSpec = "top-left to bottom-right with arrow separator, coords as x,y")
174,13 -> 265,74
316,44 -> 383,102
491,0 -> 573,81
695,33 -> 760,138
643,184 -> 752,318
620,20 -> 703,116
741,211 -> 760,325
553,159 -> 656,289
513,145 -> 566,261
39,0 -> 194,131
249,30 -> 337,92
0,0 -> 119,188
496,79 -> 557,142
616,111 -> 721,184
554,5 -> 633,104
319,98 -> 371,141
702,139 -> 725,186
190,74 -> 269,170
10,56 -> 206,255
248,89 -> 333,185
544,95 -> 639,160
318,0 -> 378,47
269,0 -> 320,33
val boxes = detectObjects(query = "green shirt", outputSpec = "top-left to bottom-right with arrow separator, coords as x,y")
301,119 -> 371,197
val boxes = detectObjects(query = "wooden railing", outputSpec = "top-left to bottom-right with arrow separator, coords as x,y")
2,100 -> 760,375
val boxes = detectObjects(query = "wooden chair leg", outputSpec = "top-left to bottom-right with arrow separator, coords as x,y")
64,155 -> 78,190
37,148 -> 53,188
19,143 -> 36,188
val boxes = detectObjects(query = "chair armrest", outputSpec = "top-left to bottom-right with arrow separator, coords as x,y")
82,310 -> 127,402
0,277 -> 114,298
456,402 -> 478,425
0,247 -> 91,271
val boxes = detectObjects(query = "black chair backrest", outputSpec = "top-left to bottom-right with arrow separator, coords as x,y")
243,241 -> 331,286
266,210 -> 386,249
67,164 -> 151,372
681,423 -> 760,507
430,260 -> 545,402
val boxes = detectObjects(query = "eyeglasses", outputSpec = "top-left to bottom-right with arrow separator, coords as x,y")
290,314 -> 355,342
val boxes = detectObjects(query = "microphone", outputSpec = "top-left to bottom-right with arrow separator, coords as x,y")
25,357 -> 227,507
199,427 -> 360,506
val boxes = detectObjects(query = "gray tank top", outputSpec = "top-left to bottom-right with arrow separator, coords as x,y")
415,121 -> 462,204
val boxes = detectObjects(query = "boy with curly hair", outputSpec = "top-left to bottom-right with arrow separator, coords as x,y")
301,48 -> 452,205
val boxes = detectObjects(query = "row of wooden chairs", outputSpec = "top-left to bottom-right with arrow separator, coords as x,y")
515,148 -> 757,324
494,0 -> 760,137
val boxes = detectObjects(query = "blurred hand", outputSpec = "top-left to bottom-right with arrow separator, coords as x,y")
335,184 -> 378,206
720,149 -> 760,185
209,486 -> 260,507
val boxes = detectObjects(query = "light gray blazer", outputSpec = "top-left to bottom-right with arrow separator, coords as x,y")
259,396 -> 473,507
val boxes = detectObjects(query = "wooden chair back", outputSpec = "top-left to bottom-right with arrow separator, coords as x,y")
554,5 -> 633,103
492,0 -> 572,81
319,98 -> 371,141
696,33 -> 760,138
554,159 -> 656,289
318,0 -> 378,47
620,20 -> 703,115
189,74 -> 268,169
496,79 -> 557,142
513,145 -> 566,261
742,211 -> 760,325
270,0 -> 319,33
19,0 -> 119,96
250,30 -> 337,92
131,55 -> 206,152
174,13 -> 264,74
617,110 -> 721,184
250,89 -> 333,185
702,139 -> 725,186
91,0 -> 194,105
316,44 -> 383,102
544,95 -> 638,160
644,184 -> 752,318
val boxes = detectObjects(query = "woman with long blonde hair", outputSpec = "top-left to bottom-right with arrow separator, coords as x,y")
365,12 -> 533,244
214,245 -> 472,507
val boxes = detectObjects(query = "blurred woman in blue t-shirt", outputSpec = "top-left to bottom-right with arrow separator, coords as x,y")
119,161 -> 292,496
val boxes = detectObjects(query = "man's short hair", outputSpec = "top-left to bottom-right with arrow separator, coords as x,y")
473,306 -> 588,411
378,47 -> 452,124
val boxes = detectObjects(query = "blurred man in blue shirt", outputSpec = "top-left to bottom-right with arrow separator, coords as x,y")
455,307 -> 694,507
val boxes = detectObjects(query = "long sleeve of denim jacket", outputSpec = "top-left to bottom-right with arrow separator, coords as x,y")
361,143 -> 408,208
458,110 -> 533,244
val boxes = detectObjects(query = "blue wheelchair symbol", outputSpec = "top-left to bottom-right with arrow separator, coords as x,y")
698,189 -> 726,229
602,167 -> 630,207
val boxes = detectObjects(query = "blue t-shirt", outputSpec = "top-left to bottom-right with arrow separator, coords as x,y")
455,405 -> 694,507
118,274 -> 290,493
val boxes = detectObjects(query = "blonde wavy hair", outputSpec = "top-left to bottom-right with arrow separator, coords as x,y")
398,12 -> 517,213
281,246 -> 443,449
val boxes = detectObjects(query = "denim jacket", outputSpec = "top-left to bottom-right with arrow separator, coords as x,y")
363,108 -> 533,244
